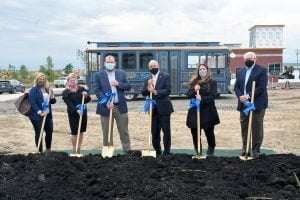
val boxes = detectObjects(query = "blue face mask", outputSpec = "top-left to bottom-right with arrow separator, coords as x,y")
199,70 -> 207,77
105,63 -> 115,71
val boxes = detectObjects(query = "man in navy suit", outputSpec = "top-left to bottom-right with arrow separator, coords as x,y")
94,55 -> 131,152
234,52 -> 268,158
142,60 -> 174,155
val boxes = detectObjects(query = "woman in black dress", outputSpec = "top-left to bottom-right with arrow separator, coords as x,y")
186,64 -> 220,156
62,73 -> 91,153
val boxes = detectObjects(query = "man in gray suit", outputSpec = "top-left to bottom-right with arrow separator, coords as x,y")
94,55 -> 131,152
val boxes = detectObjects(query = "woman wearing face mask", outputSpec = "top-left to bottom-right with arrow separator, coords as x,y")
62,73 -> 91,153
29,73 -> 56,152
186,64 -> 220,156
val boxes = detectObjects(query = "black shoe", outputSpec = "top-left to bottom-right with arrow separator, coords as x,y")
240,152 -> 251,157
163,151 -> 171,155
206,147 -> 215,156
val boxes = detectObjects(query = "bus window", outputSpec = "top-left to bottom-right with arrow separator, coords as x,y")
90,53 -> 98,71
188,53 -> 206,68
104,53 -> 119,69
217,54 -> 226,68
140,52 -> 154,69
122,53 -> 137,69
207,54 -> 216,68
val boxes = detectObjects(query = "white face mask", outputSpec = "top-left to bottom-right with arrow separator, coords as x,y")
105,63 -> 116,71
199,70 -> 207,77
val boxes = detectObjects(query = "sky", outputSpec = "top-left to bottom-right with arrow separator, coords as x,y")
0,0 -> 299,70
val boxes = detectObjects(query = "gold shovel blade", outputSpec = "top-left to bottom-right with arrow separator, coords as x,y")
70,153 -> 83,157
141,150 -> 156,158
102,146 -> 115,158
239,155 -> 253,161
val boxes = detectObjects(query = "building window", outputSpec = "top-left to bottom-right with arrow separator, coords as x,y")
268,63 -> 281,76
140,53 -> 154,69
122,53 -> 136,69
269,32 -> 273,39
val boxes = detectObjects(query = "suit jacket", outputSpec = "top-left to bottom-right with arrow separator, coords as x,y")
234,64 -> 268,111
141,72 -> 174,115
28,86 -> 56,121
186,79 -> 220,129
94,69 -> 131,116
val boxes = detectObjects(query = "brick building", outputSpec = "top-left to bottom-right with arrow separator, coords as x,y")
229,48 -> 284,76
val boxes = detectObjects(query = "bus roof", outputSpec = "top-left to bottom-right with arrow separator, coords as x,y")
92,42 -> 221,47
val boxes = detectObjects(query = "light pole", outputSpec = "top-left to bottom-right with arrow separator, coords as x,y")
296,49 -> 299,69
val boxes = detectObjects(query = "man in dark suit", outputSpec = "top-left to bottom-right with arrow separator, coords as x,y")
234,52 -> 268,158
94,55 -> 131,152
142,60 -> 174,155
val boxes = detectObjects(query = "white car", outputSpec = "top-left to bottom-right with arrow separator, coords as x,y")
54,77 -> 67,88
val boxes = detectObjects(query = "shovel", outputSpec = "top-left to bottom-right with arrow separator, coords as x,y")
70,94 -> 85,157
36,114 -> 47,153
36,89 -> 53,153
193,89 -> 206,160
240,81 -> 256,161
102,98 -> 115,158
142,92 -> 156,158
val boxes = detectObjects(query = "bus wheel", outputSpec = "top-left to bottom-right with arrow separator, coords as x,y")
125,94 -> 138,101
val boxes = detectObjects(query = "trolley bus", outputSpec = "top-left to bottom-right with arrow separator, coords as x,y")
86,42 -> 231,100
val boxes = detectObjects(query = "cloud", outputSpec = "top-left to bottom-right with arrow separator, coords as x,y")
0,0 -> 299,70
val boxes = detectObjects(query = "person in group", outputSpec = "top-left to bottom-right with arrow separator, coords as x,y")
29,73 -> 56,152
234,52 -> 268,158
186,64 -> 220,156
142,60 -> 174,155
94,55 -> 131,152
62,73 -> 91,153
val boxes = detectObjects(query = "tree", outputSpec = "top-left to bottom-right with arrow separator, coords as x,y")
7,64 -> 16,79
64,63 -> 74,75
19,65 -> 29,79
76,49 -> 87,68
39,65 -> 47,74
45,56 -> 54,81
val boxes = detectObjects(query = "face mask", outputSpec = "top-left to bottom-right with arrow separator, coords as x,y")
68,81 -> 77,88
199,70 -> 207,77
245,60 -> 255,68
38,80 -> 46,87
105,63 -> 115,71
150,68 -> 159,75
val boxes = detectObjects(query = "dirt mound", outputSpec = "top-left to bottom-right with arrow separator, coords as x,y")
0,152 -> 299,199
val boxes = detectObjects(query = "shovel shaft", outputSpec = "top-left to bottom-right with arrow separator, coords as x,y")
75,94 -> 85,153
148,92 -> 153,151
245,81 -> 256,159
107,96 -> 114,146
37,115 -> 47,153
196,90 -> 202,156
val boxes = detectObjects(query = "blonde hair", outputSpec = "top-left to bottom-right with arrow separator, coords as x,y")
34,73 -> 49,87
67,73 -> 79,82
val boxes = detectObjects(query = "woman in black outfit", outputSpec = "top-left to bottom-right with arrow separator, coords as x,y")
29,73 -> 56,153
62,73 -> 91,153
186,64 -> 220,156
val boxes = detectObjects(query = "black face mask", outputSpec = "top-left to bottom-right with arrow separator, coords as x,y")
245,60 -> 255,68
150,68 -> 159,75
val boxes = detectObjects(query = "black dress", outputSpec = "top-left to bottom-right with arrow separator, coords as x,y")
62,86 -> 91,135
186,79 -> 220,129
